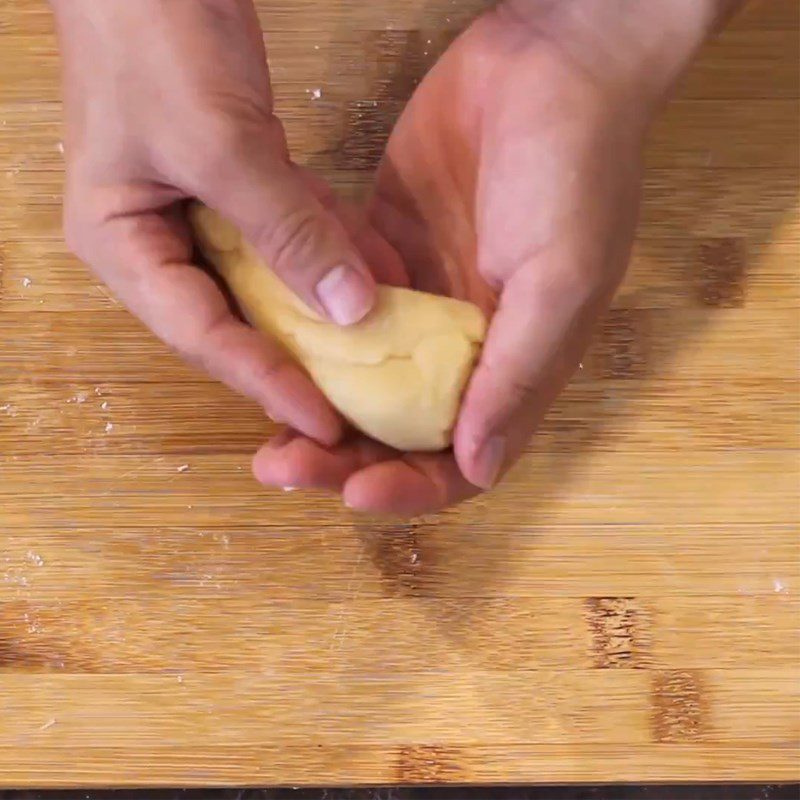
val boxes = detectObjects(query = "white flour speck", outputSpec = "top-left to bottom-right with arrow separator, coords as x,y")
3,572 -> 29,587
308,87 -> 322,100
104,422 -> 114,433
39,718 -> 56,731
22,277 -> 32,288
177,464 -> 190,473
26,551 -> 44,567
774,579 -> 787,593
100,401 -> 109,411
24,612 -> 42,634
94,284 -> 119,305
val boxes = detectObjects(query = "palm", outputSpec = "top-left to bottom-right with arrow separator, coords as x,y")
372,13 -> 641,308
256,12 -> 645,515
370,43 -> 486,310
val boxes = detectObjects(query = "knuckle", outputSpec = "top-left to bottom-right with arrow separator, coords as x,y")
188,312 -> 283,387
191,312 -> 231,370
247,354 -> 287,390
185,114 -> 258,189
257,207 -> 323,273
185,111 -> 286,196
485,357 -> 538,405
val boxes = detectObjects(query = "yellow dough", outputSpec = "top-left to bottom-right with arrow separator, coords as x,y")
189,204 -> 487,451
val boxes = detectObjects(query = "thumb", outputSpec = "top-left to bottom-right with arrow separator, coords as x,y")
455,266 -> 608,490
197,141 -> 376,326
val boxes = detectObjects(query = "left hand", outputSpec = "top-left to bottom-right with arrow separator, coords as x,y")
253,1 -> 718,515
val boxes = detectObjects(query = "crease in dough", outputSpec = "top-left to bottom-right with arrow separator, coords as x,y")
189,203 -> 487,452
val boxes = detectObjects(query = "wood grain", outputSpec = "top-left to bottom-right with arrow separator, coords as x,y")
1,0 -> 799,787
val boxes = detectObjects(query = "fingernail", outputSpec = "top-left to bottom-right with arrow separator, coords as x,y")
316,265 -> 373,325
477,435 -> 506,490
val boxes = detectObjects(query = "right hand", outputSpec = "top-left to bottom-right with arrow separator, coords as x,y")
51,0 -> 405,444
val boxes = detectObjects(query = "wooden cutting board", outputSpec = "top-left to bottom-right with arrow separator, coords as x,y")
0,0 -> 798,788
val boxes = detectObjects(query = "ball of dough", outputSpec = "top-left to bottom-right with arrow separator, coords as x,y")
189,204 -> 487,452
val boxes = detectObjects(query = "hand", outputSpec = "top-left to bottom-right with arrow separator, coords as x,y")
254,0 -> 729,515
52,0 -> 405,444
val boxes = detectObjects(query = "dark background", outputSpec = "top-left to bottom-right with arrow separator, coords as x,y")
0,786 -> 797,799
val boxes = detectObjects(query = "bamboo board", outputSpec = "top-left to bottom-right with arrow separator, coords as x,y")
0,0 -> 798,787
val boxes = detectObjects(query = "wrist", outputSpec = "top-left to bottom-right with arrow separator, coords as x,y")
49,0 -> 254,29
502,0 -> 745,110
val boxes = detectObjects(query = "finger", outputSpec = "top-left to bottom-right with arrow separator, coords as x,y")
370,192 -> 452,297
344,453 -> 479,517
340,208 -> 410,288
294,165 -> 409,287
253,432 -> 394,492
454,264 -> 610,490
81,210 -> 343,445
255,430 -> 478,516
194,127 -> 377,325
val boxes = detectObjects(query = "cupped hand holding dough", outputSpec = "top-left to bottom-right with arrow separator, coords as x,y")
189,204 -> 487,452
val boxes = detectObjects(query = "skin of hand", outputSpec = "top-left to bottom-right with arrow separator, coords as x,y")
50,0 -> 407,445
253,0 -> 743,516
